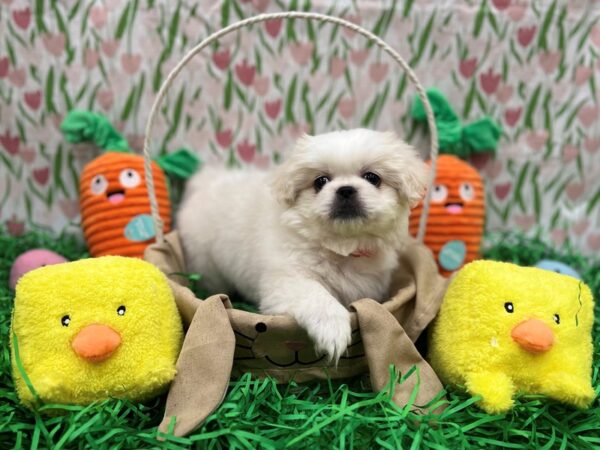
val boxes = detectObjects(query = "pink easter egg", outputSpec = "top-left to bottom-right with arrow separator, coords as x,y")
9,249 -> 68,289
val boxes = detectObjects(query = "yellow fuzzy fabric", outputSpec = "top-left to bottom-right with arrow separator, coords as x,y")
11,256 -> 183,408
429,260 -> 596,414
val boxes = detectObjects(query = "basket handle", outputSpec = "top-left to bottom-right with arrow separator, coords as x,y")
143,12 -> 438,244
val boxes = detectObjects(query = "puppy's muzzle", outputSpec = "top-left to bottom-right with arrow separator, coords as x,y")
330,186 -> 367,220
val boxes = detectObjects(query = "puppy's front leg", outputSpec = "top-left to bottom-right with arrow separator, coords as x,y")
260,276 -> 352,362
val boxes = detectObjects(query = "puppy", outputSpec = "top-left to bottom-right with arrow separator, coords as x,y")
177,129 -> 428,361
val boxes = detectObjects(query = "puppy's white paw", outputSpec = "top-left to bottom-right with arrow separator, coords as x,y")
305,303 -> 352,363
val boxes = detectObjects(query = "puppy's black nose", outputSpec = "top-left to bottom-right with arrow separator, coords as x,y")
336,186 -> 357,199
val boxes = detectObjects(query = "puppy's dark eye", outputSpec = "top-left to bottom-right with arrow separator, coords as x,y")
362,172 -> 381,187
504,302 -> 514,313
255,322 -> 267,333
314,176 -> 330,192
554,314 -> 560,324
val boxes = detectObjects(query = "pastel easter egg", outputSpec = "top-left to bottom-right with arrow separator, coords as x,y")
124,214 -> 157,242
535,259 -> 581,280
9,249 -> 68,289
438,240 -> 466,271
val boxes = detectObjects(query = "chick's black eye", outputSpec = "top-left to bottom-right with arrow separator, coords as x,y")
554,314 -> 560,324
504,302 -> 514,313
61,315 -> 70,327
314,176 -> 330,192
117,305 -> 126,316
362,172 -> 381,187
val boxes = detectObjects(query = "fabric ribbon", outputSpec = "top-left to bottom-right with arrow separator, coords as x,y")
411,88 -> 502,158
61,110 -> 130,152
60,110 -> 200,179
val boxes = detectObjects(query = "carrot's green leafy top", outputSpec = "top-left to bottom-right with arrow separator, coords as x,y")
156,149 -> 201,179
412,88 -> 502,158
60,110 -> 131,153
60,110 -> 200,179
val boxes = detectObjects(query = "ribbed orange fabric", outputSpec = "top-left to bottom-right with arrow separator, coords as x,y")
80,152 -> 171,257
409,155 -> 485,277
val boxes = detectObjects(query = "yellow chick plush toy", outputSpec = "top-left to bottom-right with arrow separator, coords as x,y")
429,260 -> 596,413
11,256 -> 183,408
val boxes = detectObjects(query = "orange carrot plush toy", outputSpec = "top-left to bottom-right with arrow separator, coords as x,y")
62,111 -> 198,258
409,155 -> 485,276
410,89 -> 501,276
79,152 -> 171,257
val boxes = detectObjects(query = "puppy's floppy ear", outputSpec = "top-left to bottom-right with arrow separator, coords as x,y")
399,153 -> 429,208
379,133 -> 429,208
272,164 -> 296,206
272,134 -> 312,206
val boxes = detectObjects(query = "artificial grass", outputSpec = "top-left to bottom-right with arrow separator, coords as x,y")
1,230 -> 599,449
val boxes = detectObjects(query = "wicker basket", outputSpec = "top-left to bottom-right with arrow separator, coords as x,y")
141,12 -> 446,437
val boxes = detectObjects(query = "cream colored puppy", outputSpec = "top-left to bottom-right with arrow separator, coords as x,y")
177,129 -> 428,361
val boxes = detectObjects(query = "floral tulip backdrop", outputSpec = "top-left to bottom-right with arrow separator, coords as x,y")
0,0 -> 599,253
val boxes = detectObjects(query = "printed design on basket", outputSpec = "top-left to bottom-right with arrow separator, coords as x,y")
234,323 -> 365,368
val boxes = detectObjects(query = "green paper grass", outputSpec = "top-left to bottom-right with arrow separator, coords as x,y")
1,229 -> 599,449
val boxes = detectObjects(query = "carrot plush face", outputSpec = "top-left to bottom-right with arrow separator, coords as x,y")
409,155 -> 484,276
80,152 -> 171,258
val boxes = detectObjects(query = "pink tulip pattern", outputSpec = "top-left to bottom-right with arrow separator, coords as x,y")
216,130 -> 233,149
330,57 -> 346,78
101,40 -> 120,58
33,167 -> 50,186
12,8 -> 31,30
492,0 -> 510,11
265,99 -> 282,119
479,68 -> 501,95
264,19 -> 282,37
289,42 -> 314,65
84,48 -> 99,69
121,53 -> 142,75
89,5 -> 107,28
235,60 -> 256,86
24,91 -> 41,111
212,49 -> 230,70
42,33 -> 66,57
517,26 -> 536,47
254,76 -> 270,96
504,107 -> 522,127
237,139 -> 256,162
0,57 -> 9,78
459,58 -> 477,78
1,131 -> 20,155
0,1 -> 597,254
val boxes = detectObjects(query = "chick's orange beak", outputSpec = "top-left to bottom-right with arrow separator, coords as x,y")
511,319 -> 554,354
71,324 -> 121,362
